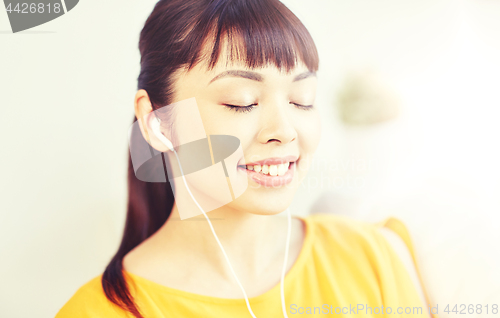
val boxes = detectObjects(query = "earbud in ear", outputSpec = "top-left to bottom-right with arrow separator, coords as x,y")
150,115 -> 174,152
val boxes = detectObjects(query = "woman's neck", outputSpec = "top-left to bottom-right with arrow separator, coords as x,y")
123,202 -> 305,298
157,203 -> 290,281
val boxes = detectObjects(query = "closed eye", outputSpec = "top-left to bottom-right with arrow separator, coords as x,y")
223,102 -> 313,113
291,102 -> 314,110
223,103 -> 257,113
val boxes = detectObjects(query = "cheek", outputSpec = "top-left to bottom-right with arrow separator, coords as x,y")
299,112 -> 321,152
198,105 -> 258,149
296,112 -> 321,173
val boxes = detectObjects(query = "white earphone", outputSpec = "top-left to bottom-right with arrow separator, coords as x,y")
149,115 -> 174,152
149,115 -> 291,318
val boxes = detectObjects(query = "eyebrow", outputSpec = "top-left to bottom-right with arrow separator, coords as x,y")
208,70 -> 316,85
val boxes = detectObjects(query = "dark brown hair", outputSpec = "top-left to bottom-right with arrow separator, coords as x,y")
102,0 -> 319,317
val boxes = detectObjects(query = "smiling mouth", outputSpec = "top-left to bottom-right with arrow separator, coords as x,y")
238,162 -> 292,176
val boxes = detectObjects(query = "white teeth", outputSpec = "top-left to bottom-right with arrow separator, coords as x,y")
269,165 -> 278,176
261,165 -> 269,174
246,162 -> 292,176
277,163 -> 287,176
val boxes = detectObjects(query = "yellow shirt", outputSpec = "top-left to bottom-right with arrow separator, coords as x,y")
55,214 -> 438,317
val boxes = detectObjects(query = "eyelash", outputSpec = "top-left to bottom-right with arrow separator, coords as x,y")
223,103 -> 313,113
223,103 -> 257,113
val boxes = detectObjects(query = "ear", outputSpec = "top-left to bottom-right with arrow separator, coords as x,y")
134,89 -> 171,152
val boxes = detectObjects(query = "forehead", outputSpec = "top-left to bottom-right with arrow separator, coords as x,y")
177,59 -> 312,88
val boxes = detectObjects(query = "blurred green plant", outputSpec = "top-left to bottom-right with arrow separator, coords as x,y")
337,69 -> 401,125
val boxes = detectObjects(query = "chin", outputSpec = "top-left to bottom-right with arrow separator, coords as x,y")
244,206 -> 291,216
232,189 -> 298,216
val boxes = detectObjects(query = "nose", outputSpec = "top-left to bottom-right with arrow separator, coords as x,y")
257,101 -> 298,145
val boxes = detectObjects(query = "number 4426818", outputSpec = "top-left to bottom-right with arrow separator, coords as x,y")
5,3 -> 62,14
444,304 -> 498,315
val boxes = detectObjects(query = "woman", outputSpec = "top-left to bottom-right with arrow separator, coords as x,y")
56,0 -> 437,317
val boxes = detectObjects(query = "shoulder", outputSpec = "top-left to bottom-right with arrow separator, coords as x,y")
55,275 -> 129,318
304,213 -> 410,245
304,213 -> 382,246
303,213 -> 418,268
304,214 -> 431,309
302,213 -> 396,269
377,219 -> 430,309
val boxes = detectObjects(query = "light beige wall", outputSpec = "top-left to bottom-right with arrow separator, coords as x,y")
1,0 -> 499,317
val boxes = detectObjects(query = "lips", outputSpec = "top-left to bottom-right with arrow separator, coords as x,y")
237,156 -> 298,187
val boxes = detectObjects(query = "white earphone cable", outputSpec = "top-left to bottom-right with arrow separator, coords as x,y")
169,147 -> 291,318
171,149 -> 257,317
281,207 -> 291,318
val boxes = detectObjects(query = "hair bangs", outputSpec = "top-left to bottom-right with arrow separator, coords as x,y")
184,0 -> 319,73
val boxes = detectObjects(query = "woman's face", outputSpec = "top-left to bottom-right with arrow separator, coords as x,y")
166,55 -> 321,216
